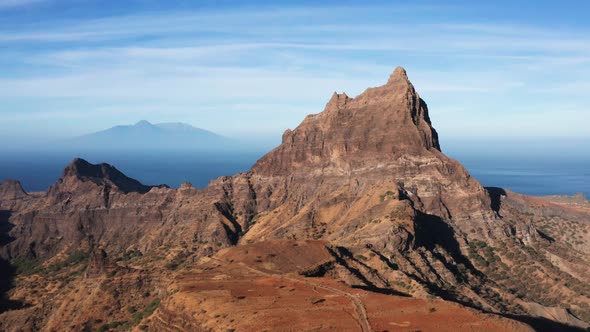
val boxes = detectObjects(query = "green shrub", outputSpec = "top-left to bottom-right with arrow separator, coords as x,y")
355,254 -> 368,261
44,250 -> 90,274
10,257 -> 40,275
379,190 -> 396,202
131,299 -> 161,326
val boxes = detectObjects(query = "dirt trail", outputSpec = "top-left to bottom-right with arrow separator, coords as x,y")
236,261 -> 372,332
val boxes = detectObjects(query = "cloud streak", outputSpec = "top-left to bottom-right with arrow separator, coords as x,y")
0,0 -> 45,9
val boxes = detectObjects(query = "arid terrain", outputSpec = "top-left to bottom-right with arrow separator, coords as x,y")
1,67 -> 589,331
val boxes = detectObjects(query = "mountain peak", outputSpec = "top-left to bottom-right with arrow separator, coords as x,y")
387,66 -> 409,84
62,158 -> 112,181
0,179 -> 28,200
252,67 -> 440,175
54,158 -> 167,195
134,120 -> 153,127
63,158 -> 112,179
325,91 -> 350,113
67,120 -> 229,152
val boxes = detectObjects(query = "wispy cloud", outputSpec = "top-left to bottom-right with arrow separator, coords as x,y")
0,0 -> 45,9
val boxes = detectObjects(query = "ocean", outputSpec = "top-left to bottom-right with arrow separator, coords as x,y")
449,153 -> 590,198
0,150 -> 264,192
0,150 -> 588,198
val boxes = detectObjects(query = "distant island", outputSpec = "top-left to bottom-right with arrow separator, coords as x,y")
60,120 -> 231,151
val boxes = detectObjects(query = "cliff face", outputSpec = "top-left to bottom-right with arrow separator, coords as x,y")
242,66 -> 496,242
0,158 -> 233,262
252,67 -> 440,176
0,68 -> 589,331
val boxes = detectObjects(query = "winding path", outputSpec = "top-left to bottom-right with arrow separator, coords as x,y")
237,262 -> 372,332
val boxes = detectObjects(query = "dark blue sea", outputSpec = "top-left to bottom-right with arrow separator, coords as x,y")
0,149 -> 588,198
0,150 -> 265,192
448,153 -> 590,198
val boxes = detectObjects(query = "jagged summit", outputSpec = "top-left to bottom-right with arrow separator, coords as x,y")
252,67 -> 440,176
388,66 -> 409,83
0,179 -> 28,200
62,158 -> 123,180
50,158 -> 167,195
324,91 -> 350,113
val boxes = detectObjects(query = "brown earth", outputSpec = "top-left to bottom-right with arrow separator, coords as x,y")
150,240 -> 532,332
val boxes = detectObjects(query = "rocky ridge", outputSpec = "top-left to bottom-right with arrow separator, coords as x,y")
0,180 -> 28,201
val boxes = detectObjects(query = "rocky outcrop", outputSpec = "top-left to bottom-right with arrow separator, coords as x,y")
49,158 -> 167,195
241,67 -> 498,245
252,67 -> 440,176
84,248 -> 111,277
0,180 -> 27,201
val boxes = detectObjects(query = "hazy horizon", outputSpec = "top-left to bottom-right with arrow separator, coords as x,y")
1,1 -> 590,148
2,116 -> 589,160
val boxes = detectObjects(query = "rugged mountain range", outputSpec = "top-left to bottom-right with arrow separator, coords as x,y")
61,120 -> 230,151
1,68 -> 590,331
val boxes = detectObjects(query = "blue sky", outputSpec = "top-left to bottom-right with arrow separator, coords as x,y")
1,0 -> 589,148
